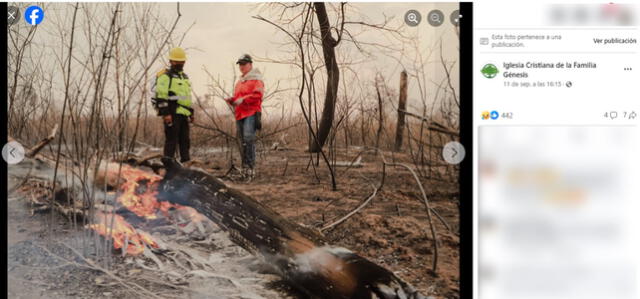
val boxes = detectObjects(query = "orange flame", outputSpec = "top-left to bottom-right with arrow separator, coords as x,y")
90,165 -> 207,256
90,211 -> 159,255
116,166 -> 167,219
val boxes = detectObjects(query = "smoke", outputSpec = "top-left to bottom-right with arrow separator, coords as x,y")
292,246 -> 352,274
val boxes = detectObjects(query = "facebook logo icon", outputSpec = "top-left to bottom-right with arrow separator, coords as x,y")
24,5 -> 44,26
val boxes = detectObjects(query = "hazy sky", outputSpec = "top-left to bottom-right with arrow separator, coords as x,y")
12,2 -> 459,118
157,2 -> 460,114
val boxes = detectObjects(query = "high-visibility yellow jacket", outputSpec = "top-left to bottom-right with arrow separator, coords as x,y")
153,69 -> 192,116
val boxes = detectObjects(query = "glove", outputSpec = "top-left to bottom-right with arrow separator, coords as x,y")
232,97 -> 244,106
163,114 -> 173,125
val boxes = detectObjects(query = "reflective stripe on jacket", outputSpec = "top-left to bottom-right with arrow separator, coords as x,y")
153,69 -> 192,116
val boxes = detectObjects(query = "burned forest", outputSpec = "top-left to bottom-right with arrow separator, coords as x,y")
7,2 -> 461,299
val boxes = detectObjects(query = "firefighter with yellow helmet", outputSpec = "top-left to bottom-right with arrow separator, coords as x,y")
152,47 -> 194,163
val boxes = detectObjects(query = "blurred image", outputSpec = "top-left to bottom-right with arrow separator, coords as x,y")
479,126 -> 638,299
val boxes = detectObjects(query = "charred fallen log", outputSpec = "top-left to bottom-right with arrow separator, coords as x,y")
157,158 -> 428,299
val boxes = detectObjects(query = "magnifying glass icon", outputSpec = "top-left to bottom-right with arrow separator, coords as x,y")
408,13 -> 418,23
430,13 -> 441,23
404,10 -> 421,26
427,9 -> 444,26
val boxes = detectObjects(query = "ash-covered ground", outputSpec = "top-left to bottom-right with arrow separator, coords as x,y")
7,160 -> 299,299
205,146 -> 461,298
7,145 -> 460,299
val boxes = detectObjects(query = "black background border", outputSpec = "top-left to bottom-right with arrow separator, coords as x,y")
2,2 -> 10,296
459,2 -> 473,298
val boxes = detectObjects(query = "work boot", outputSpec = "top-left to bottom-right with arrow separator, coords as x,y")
239,163 -> 247,176
244,168 -> 255,182
240,167 -> 250,179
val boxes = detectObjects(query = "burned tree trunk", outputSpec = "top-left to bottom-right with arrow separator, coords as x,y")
309,2 -> 340,153
394,71 -> 407,152
157,159 -> 427,299
375,82 -> 384,152
394,71 -> 408,152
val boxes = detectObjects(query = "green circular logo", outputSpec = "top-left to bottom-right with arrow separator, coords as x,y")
481,63 -> 499,79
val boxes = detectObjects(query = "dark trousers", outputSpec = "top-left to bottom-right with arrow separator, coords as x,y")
164,114 -> 190,162
236,114 -> 256,168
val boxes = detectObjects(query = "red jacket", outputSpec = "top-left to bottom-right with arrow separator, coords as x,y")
231,68 -> 264,121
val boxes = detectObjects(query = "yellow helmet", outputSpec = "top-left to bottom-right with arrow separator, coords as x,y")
168,47 -> 186,62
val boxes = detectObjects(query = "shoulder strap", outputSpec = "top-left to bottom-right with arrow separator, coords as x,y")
166,68 -> 176,89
